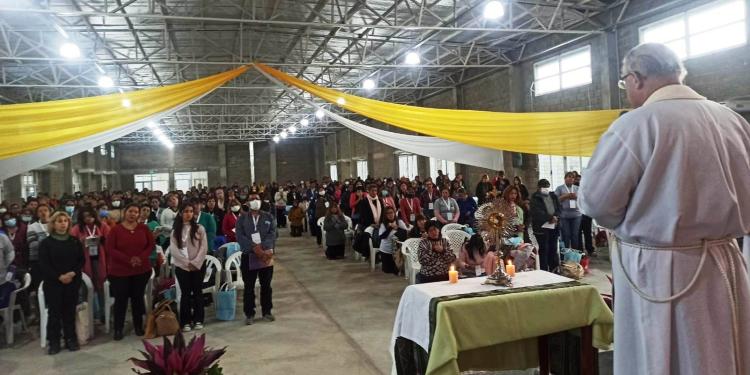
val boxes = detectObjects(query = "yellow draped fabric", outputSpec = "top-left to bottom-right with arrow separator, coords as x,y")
255,63 -> 621,157
0,65 -> 248,160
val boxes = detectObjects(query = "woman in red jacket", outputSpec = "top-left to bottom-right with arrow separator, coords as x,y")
70,206 -> 110,323
106,203 -> 154,341
222,199 -> 241,243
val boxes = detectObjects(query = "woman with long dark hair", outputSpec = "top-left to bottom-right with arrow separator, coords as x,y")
70,206 -> 110,322
106,203 -> 155,340
168,203 -> 208,332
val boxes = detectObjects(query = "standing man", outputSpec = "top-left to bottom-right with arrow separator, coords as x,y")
580,43 -> 750,374
555,172 -> 582,250
530,179 -> 561,272
236,192 -> 276,325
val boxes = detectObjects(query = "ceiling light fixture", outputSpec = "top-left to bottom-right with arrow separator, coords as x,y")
315,109 -> 325,119
273,136 -> 280,143
288,125 -> 297,134
59,42 -> 80,59
280,131 -> 288,138
483,1 -> 505,20
97,75 -> 114,88
405,51 -> 421,65
336,97 -> 346,105
362,78 -> 376,90
300,118 -> 310,127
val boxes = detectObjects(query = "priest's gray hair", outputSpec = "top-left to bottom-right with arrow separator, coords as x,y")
622,43 -> 686,81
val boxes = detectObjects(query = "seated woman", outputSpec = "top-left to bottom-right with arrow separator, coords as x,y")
408,215 -> 428,239
458,234 -> 495,277
378,207 -> 408,275
323,204 -> 348,260
38,211 -> 84,354
416,221 -> 456,283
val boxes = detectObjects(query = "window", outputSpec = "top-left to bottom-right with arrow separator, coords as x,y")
398,154 -> 419,180
134,173 -> 169,192
429,158 -> 456,179
329,164 -> 339,181
640,0 -> 746,60
100,145 -> 107,156
110,145 -> 115,158
533,46 -> 592,96
72,172 -> 81,193
21,173 -> 37,199
175,171 -> 208,191
88,148 -> 94,153
356,160 -> 368,179
538,155 -> 591,188
101,175 -> 108,190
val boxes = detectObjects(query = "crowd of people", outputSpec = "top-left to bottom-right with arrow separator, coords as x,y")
0,168 -> 597,353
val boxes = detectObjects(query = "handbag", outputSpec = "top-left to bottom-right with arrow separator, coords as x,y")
558,261 -> 584,280
215,283 -> 237,321
145,299 -> 180,338
75,302 -> 90,345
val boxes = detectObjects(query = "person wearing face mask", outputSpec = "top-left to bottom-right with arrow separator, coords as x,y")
0,204 -> 8,216
20,208 -> 34,225
399,188 -> 421,228
2,212 -> 28,270
274,188 -> 288,229
108,195 -> 124,223
287,200 -> 305,237
236,193 -> 276,325
530,179 -> 561,272
222,199 -> 242,243
555,172 -> 582,250
70,206 -> 110,323
62,200 -> 77,224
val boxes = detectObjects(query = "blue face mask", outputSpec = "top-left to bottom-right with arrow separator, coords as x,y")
65,206 -> 75,214
99,210 -> 109,218
4,219 -> 17,227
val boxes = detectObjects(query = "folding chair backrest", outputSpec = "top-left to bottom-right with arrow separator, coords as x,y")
444,230 -> 471,256
203,255 -> 222,284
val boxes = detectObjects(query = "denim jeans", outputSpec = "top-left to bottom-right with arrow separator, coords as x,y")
560,216 -> 582,250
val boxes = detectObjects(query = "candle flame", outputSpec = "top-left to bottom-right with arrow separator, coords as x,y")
507,259 -> 513,266
450,265 -> 455,272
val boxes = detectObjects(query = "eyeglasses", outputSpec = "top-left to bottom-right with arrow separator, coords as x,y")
618,72 -> 635,90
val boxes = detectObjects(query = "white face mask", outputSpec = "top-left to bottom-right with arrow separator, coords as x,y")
112,200 -> 121,208
540,188 -> 550,195
318,191 -> 325,196
249,200 -> 261,211
231,205 -> 241,213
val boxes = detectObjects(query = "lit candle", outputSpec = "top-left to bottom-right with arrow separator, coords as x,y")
505,260 -> 516,277
448,265 -> 459,284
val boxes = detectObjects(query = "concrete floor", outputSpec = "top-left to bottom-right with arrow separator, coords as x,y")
0,231 -> 613,375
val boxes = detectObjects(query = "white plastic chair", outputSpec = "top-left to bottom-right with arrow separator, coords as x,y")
342,215 -> 359,260
1,273 -> 31,345
441,223 -> 466,236
39,273 -> 94,348
103,269 -> 155,334
216,242 -> 240,262
175,255 -> 222,308
317,216 -> 326,248
399,238 -> 422,285
364,226 -> 380,271
444,230 -> 471,257
223,251 -> 244,290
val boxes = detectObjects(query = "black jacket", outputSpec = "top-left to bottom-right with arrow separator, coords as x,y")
530,191 -> 561,234
355,197 -> 384,230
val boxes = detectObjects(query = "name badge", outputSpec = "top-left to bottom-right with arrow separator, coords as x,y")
475,265 -> 484,276
445,212 -> 453,221
251,232 -> 262,244
85,236 -> 99,257
325,202 -> 330,208
409,214 -> 416,222
5,272 -> 12,282
179,248 -> 189,259
570,200 -> 577,209
428,203 -> 434,210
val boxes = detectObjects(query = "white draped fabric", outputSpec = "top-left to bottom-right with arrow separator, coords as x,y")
253,65 -> 504,170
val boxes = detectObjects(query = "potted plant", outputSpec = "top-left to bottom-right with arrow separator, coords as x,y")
129,331 -> 227,375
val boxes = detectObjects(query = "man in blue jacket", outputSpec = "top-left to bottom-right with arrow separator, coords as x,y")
236,192 -> 276,325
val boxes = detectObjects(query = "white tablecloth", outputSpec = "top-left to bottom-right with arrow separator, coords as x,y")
390,270 -> 573,360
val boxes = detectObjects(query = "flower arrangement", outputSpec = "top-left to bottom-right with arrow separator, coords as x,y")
129,331 -> 226,375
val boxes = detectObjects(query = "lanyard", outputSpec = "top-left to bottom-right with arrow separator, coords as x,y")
196,212 -> 201,222
252,214 -> 260,230
406,198 -> 413,212
86,225 -> 98,238
442,198 -> 451,210
564,184 -> 574,194
8,231 -> 15,241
